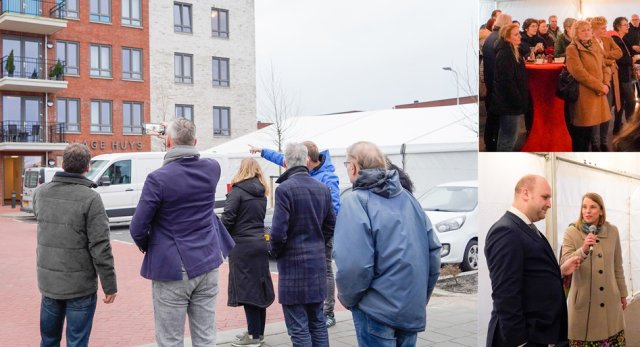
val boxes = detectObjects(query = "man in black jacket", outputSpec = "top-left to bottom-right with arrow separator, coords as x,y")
485,175 -> 567,347
34,144 -> 117,347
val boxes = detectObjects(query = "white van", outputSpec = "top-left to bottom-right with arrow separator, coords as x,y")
21,167 -> 64,213
85,151 -> 228,225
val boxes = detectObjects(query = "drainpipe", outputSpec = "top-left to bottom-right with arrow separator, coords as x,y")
400,143 -> 407,170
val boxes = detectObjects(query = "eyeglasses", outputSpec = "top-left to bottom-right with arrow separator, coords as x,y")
343,161 -> 353,168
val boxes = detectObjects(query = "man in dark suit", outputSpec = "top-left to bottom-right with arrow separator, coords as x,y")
270,142 -> 336,346
485,175 -> 568,347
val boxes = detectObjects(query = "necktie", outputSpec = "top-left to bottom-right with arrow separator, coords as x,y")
529,223 -> 543,238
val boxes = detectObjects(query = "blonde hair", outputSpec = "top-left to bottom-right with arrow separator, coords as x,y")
231,158 -> 269,196
575,192 -> 606,230
499,23 -> 521,62
572,20 -> 591,40
590,16 -> 607,29
495,13 -> 513,28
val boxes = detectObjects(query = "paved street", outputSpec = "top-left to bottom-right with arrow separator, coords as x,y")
0,205 -> 477,346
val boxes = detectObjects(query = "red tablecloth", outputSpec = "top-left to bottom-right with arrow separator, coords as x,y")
521,63 -> 572,151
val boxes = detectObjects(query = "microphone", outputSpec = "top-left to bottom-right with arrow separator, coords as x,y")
588,225 -> 598,254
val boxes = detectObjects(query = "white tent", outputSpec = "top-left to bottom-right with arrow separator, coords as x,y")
480,0 -> 639,27
478,152 -> 640,345
207,105 -> 479,197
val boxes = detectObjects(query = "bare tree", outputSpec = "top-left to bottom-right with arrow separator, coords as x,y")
151,88 -> 173,151
259,62 -> 300,154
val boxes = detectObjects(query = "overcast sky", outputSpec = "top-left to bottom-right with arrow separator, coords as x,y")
255,0 -> 479,118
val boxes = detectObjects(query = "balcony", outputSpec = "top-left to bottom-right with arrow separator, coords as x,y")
0,120 -> 67,151
0,56 -> 67,93
0,0 -> 67,35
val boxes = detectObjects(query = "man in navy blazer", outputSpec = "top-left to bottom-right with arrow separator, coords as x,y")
485,175 -> 568,347
130,118 -> 234,346
270,142 -> 336,346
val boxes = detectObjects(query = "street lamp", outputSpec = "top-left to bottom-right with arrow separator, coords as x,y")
442,67 -> 459,105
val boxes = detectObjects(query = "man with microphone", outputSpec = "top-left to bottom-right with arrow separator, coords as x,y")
485,175 -> 580,347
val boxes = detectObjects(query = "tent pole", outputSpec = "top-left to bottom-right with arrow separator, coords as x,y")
546,153 -> 559,257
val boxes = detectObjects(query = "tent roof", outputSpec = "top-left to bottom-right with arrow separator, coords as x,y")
206,105 -> 479,157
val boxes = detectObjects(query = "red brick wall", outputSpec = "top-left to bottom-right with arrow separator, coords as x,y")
50,0 -> 150,155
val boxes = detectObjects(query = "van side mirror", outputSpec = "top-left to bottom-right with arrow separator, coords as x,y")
99,176 -> 111,187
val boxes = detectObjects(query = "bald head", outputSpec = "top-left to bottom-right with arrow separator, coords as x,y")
513,175 -> 552,223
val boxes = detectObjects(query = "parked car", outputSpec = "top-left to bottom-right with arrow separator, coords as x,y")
21,167 -> 64,213
417,181 -> 478,271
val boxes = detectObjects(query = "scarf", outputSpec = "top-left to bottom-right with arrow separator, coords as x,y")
579,39 -> 593,50
163,145 -> 200,166
579,220 -> 601,235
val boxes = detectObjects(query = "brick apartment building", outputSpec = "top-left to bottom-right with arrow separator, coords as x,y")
0,0 -> 256,205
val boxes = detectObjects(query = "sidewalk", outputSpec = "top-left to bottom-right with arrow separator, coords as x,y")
138,290 -> 477,347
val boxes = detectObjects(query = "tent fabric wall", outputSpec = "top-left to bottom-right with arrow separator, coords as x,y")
480,0 -> 637,28
478,153 -> 640,346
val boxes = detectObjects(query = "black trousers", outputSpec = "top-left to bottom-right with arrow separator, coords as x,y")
244,304 -> 266,339
571,125 -> 595,152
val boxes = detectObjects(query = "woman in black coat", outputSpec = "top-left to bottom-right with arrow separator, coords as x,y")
490,23 -> 529,151
222,158 -> 275,346
611,16 -> 640,135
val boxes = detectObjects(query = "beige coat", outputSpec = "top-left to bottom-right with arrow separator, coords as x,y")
599,36 -> 622,111
566,41 -> 612,127
561,222 -> 627,341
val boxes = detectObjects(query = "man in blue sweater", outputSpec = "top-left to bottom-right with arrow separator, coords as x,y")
250,141 -> 340,327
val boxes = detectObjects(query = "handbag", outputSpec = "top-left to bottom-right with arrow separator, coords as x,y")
556,67 -> 578,102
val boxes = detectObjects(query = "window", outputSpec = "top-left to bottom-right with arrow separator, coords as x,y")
90,100 -> 112,133
56,41 -> 79,76
211,8 -> 229,37
122,48 -> 142,80
173,3 -> 192,33
174,53 -> 192,83
102,160 -> 132,185
123,102 -> 143,134
175,104 -> 193,121
212,57 -> 229,87
57,98 -> 80,132
213,107 -> 230,136
90,44 -> 111,77
122,0 -> 141,26
90,0 -> 111,22
61,0 -> 78,19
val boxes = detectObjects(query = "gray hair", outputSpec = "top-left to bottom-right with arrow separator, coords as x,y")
346,141 -> 386,170
167,118 -> 196,145
63,143 -> 92,174
284,142 -> 308,168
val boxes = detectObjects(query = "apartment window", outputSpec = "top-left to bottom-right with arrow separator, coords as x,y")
122,48 -> 142,80
123,102 -> 143,134
211,8 -> 229,37
212,57 -> 229,87
174,53 -> 192,84
213,107 -> 230,136
122,0 -> 141,26
62,0 -> 79,19
175,104 -> 193,121
173,3 -> 192,33
56,98 -> 80,132
56,41 -> 79,76
90,44 -> 111,77
90,0 -> 111,23
91,100 -> 112,133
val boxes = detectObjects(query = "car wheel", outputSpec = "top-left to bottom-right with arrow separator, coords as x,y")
461,239 -> 478,271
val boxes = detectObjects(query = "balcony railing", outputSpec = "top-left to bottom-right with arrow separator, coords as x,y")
1,56 -> 65,80
0,120 -> 65,143
0,0 -> 66,19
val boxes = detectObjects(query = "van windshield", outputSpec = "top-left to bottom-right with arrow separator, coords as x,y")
25,171 -> 39,188
86,160 -> 109,182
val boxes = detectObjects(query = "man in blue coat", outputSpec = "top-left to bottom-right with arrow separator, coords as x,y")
130,118 -> 234,346
250,141 -> 340,327
269,142 -> 336,346
334,141 -> 441,346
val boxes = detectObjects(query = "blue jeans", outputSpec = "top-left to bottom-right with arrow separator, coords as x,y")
282,302 -> 328,347
352,307 -> 418,347
497,114 -> 523,152
40,293 -> 97,347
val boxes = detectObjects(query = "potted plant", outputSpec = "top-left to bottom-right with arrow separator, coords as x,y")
5,49 -> 15,77
49,59 -> 63,80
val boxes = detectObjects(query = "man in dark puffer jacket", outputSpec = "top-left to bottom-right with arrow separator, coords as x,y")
34,143 -> 117,347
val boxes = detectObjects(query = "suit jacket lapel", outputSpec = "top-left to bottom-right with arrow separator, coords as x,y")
505,212 -> 559,267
